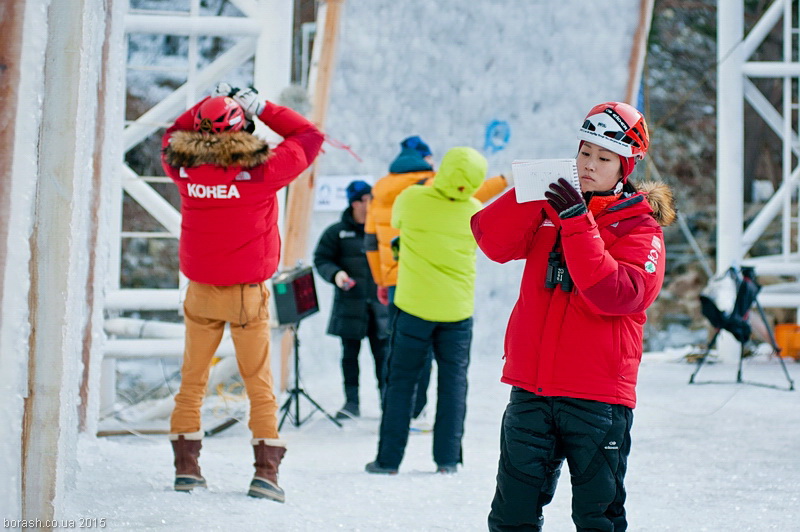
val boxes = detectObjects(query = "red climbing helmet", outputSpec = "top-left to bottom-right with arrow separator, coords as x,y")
193,96 -> 245,134
577,101 -> 649,159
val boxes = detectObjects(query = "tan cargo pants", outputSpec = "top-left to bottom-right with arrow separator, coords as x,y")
170,281 -> 280,439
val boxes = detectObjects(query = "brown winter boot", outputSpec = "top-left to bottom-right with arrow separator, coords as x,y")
170,432 -> 207,492
248,439 -> 286,502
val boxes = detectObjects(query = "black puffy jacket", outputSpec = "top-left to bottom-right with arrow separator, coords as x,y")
314,208 -> 389,339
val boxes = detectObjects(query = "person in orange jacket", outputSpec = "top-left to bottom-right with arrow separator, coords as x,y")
364,136 -> 508,423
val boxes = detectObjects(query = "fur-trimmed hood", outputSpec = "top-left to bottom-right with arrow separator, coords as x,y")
163,130 -> 269,169
634,180 -> 676,227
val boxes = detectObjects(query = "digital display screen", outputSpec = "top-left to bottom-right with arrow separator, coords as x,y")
292,273 -> 318,315
272,266 -> 319,325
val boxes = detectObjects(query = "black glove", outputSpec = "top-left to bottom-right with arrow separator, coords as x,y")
545,178 -> 587,219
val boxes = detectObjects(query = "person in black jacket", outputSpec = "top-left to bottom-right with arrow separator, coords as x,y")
314,180 -> 390,419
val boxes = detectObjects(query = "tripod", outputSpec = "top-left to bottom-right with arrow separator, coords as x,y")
689,267 -> 795,391
278,323 -> 342,429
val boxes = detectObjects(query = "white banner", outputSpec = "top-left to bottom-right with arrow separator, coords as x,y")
314,175 -> 374,212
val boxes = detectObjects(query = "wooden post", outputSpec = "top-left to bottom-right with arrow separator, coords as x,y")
79,1 -> 115,432
279,0 -> 344,391
0,0 -> 24,328
0,0 -> 28,519
23,0 -> 107,521
625,0 -> 654,105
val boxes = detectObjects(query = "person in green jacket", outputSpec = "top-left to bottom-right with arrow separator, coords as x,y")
365,146 -> 487,474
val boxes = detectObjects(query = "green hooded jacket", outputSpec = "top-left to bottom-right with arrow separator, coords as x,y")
391,147 -> 487,322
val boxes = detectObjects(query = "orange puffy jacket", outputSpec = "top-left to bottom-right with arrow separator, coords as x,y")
365,170 -> 507,287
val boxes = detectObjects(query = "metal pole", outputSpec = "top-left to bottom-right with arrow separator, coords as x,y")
104,339 -> 236,358
741,166 -> 800,254
125,14 -> 262,36
716,0 -> 745,363
121,166 -> 181,236
105,288 -> 180,310
739,0 -> 785,59
254,0 -> 294,102
187,0 -> 200,108
742,61 -> 800,76
717,0 -> 744,274
782,0 -> 792,261
743,79 -> 800,157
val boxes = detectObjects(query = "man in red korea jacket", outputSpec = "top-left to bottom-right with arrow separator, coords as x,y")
161,84 -> 323,504
473,102 -> 675,531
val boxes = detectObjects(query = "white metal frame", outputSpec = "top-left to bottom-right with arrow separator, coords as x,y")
102,0 -> 295,413
718,0 -> 800,308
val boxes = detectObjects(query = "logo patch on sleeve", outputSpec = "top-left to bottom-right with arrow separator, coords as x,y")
651,235 -> 662,251
644,236 -> 661,274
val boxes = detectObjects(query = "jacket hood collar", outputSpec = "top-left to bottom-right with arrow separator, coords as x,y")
587,193 -> 622,217
164,130 -> 269,170
631,181 -> 676,226
589,181 -> 674,227
340,206 -> 360,226
432,147 -> 487,201
388,147 -> 433,174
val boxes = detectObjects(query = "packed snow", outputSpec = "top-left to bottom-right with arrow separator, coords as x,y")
66,349 -> 799,531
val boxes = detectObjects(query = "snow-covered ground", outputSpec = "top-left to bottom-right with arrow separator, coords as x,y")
66,350 -> 800,531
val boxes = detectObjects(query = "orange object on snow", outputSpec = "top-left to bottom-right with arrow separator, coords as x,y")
773,324 -> 800,360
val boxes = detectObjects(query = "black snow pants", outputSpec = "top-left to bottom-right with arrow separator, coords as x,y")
385,293 -> 433,417
488,387 -> 633,532
376,308 -> 472,469
340,305 -> 388,395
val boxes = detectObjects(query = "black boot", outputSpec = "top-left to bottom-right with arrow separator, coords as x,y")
336,385 -> 360,419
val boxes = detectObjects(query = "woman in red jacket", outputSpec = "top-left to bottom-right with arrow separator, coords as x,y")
472,102 -> 675,531
161,85 -> 323,503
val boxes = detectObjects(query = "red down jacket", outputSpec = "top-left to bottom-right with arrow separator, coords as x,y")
471,183 -> 675,408
162,97 -> 323,285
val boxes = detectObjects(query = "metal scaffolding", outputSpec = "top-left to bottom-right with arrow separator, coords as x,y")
719,0 -> 800,310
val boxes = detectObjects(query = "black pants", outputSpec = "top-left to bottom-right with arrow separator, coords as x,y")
387,289 -> 431,418
376,309 -> 472,469
340,306 -> 388,396
488,388 -> 633,532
